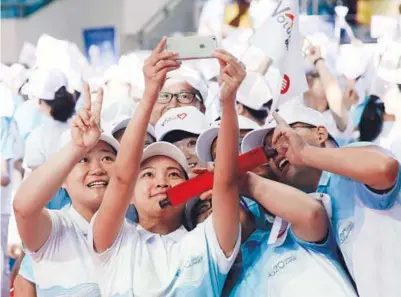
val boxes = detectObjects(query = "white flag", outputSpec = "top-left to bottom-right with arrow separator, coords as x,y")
249,0 -> 296,70
278,13 -> 308,105
249,0 -> 307,108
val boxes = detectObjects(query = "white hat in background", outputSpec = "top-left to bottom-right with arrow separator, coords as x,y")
26,67 -> 68,100
155,106 -> 209,141
101,98 -> 136,124
336,44 -> 372,80
165,65 -> 208,103
141,142 -> 189,174
196,115 -> 260,162
241,102 -> 334,153
377,41 -> 401,84
59,129 -> 120,153
0,63 -> 10,82
3,63 -> 29,93
109,116 -> 155,139
236,72 -> 273,111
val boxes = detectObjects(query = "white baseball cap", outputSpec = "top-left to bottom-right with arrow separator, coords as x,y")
336,44 -> 372,80
109,116 -> 155,139
59,130 -> 120,153
236,72 -> 273,111
241,103 -> 334,153
155,106 -> 209,141
3,63 -> 28,93
165,65 -> 208,103
141,142 -> 189,175
196,115 -> 260,162
377,41 -> 401,84
26,67 -> 68,100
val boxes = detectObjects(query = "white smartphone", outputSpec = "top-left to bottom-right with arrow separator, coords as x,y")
165,35 -> 218,60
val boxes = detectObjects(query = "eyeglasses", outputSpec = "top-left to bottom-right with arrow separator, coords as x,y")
157,92 -> 200,104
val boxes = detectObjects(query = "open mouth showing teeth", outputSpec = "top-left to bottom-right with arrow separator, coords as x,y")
278,159 -> 289,171
188,163 -> 197,169
87,181 -> 108,188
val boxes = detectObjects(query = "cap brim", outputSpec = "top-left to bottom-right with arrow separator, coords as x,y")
99,134 -> 120,153
195,127 -> 219,163
59,130 -> 120,153
111,117 -> 155,140
141,142 -> 189,174
241,127 -> 272,153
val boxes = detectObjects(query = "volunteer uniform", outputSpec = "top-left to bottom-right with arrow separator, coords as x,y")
89,216 -> 240,297
317,143 -> 401,297
1,116 -> 24,297
242,103 -> 401,297
25,207 -> 101,297
88,142 -> 241,297
23,68 -> 72,170
226,217 -> 357,297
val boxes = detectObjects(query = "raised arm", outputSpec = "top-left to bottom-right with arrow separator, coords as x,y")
13,85 -> 104,252
245,172 -> 328,242
93,37 -> 180,252
308,46 -> 348,131
271,112 -> 399,191
211,49 -> 245,256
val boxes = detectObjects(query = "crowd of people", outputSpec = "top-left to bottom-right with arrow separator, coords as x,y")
1,0 -> 401,296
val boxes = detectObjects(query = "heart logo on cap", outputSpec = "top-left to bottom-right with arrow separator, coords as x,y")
177,113 -> 187,120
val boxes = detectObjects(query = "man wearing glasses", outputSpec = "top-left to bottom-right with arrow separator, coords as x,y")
149,66 -> 207,125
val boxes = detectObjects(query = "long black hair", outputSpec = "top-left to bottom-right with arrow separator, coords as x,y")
41,86 -> 76,123
358,95 -> 385,142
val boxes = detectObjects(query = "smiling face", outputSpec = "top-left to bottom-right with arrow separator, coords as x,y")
133,155 -> 187,221
64,141 -> 116,215
262,123 -> 327,189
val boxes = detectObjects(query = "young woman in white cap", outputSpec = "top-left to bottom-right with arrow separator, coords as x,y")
242,102 -> 401,297
23,67 -> 77,171
13,85 -> 119,297
90,38 -> 244,296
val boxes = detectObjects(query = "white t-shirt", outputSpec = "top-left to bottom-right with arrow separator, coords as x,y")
89,216 -> 241,297
318,145 -> 401,297
26,207 -> 101,297
23,116 -> 69,169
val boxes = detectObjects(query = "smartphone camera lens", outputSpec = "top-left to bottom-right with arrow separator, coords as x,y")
200,44 -> 205,49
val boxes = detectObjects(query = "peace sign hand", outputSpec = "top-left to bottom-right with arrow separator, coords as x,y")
271,111 -> 308,167
71,84 -> 103,152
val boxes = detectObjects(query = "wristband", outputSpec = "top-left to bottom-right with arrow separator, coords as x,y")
313,58 -> 324,67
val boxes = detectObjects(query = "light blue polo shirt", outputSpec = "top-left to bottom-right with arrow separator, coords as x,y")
225,224 -> 357,297
317,142 -> 401,297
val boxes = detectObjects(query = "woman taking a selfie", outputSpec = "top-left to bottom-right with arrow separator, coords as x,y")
90,38 -> 245,296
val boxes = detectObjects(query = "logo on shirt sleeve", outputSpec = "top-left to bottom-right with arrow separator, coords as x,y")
338,220 -> 354,244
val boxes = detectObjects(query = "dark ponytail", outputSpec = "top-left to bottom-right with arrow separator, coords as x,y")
358,95 -> 384,142
42,86 -> 76,122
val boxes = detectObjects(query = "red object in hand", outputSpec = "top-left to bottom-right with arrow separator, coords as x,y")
160,146 -> 273,208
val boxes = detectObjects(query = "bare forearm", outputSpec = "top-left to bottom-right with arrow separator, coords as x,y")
94,89 -> 157,251
213,100 -> 240,256
14,144 -> 84,216
315,60 -> 348,131
302,145 -> 399,190
248,172 -> 318,224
